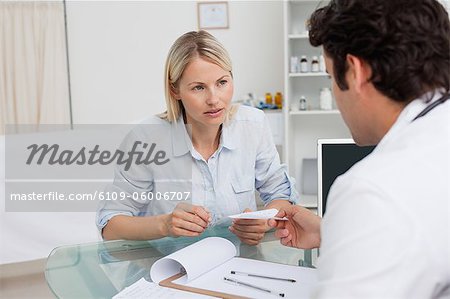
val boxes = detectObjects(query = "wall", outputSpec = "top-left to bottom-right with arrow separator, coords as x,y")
66,1 -> 284,124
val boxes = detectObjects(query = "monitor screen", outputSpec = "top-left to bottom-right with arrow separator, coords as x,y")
318,139 -> 376,216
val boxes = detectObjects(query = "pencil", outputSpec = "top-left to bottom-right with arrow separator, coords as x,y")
230,270 -> 296,283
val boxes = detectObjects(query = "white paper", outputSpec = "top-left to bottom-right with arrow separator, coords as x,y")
184,257 -> 317,299
228,209 -> 288,220
150,237 -> 236,284
112,278 -> 215,299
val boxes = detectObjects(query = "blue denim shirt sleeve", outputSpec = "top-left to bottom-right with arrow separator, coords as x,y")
96,167 -> 153,231
96,129 -> 156,232
254,114 -> 299,205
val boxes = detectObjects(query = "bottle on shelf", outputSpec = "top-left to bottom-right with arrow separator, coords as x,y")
274,92 -> 283,109
265,92 -> 273,105
300,55 -> 308,73
299,96 -> 307,111
291,98 -> 300,111
319,54 -> 326,72
319,87 -> 333,110
290,56 -> 299,73
311,56 -> 319,72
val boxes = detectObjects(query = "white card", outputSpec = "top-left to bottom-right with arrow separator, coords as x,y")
228,209 -> 288,220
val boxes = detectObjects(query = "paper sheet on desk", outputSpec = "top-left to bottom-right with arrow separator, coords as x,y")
229,209 -> 288,220
150,237 -> 317,299
113,278 -> 215,299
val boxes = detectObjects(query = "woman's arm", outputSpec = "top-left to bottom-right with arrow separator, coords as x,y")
102,214 -> 169,240
254,115 -> 299,206
229,112 -> 298,245
102,202 -> 211,240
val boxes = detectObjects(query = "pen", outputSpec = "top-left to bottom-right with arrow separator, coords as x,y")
231,271 -> 296,283
224,277 -> 285,297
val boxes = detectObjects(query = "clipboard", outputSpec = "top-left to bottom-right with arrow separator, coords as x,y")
151,237 -> 317,298
159,272 -> 250,299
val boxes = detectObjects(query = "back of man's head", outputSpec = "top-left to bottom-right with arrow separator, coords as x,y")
309,0 -> 450,103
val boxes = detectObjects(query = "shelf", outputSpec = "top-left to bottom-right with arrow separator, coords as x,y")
261,109 -> 283,114
289,72 -> 328,77
288,33 -> 309,39
283,0 -> 349,196
290,0 -> 323,3
289,110 -> 340,115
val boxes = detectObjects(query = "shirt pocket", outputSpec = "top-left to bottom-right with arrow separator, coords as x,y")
231,177 -> 256,212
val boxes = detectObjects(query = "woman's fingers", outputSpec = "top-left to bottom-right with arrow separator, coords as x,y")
171,226 -> 202,237
190,205 -> 212,223
174,203 -> 210,228
230,228 -> 265,245
173,216 -> 207,232
280,234 -> 293,247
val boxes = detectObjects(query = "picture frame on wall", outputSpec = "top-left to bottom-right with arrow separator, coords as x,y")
197,2 -> 229,30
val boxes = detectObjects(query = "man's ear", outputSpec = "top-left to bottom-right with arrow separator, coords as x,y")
346,54 -> 371,93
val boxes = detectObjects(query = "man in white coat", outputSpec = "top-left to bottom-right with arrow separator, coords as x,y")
269,0 -> 450,298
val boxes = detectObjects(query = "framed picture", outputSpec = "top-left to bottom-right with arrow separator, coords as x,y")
197,2 -> 229,30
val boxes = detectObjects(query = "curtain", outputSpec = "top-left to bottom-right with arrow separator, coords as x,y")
0,1 -> 70,134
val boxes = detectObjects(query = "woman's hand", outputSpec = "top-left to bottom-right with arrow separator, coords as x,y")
164,203 -> 211,237
229,208 -> 270,245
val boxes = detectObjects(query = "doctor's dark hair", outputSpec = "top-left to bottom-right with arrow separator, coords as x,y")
309,0 -> 450,103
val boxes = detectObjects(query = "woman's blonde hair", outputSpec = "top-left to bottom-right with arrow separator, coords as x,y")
160,30 -> 237,122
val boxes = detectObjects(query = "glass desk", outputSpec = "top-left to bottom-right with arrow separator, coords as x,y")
45,226 -> 316,299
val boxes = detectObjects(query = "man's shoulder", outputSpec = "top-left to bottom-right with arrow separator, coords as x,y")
337,126 -> 448,191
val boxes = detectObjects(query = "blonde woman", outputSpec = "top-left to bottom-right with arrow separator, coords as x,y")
97,31 -> 298,245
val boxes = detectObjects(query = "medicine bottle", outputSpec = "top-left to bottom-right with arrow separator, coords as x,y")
299,96 -> 307,111
265,92 -> 273,105
274,92 -> 283,109
319,54 -> 326,72
290,56 -> 299,73
319,87 -> 333,110
311,56 -> 319,72
300,56 -> 308,73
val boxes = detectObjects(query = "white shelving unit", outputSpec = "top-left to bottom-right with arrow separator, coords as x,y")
289,110 -> 340,116
287,33 -> 309,39
288,72 -> 328,77
282,0 -> 351,208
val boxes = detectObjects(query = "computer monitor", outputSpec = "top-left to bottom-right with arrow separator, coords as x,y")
317,139 -> 376,217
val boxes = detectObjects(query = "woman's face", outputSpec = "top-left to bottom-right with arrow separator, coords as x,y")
174,57 -> 234,129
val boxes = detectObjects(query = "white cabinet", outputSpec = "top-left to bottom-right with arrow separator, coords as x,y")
282,0 -> 351,208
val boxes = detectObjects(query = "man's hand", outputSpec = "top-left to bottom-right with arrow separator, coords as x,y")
229,208 -> 270,245
268,205 -> 321,249
164,203 -> 211,237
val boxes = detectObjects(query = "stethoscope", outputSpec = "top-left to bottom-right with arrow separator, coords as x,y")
412,93 -> 450,122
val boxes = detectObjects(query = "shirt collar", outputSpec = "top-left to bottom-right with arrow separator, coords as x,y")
171,116 -> 191,157
220,122 -> 237,150
171,117 -> 237,157
377,89 -> 446,148
393,89 -> 446,126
